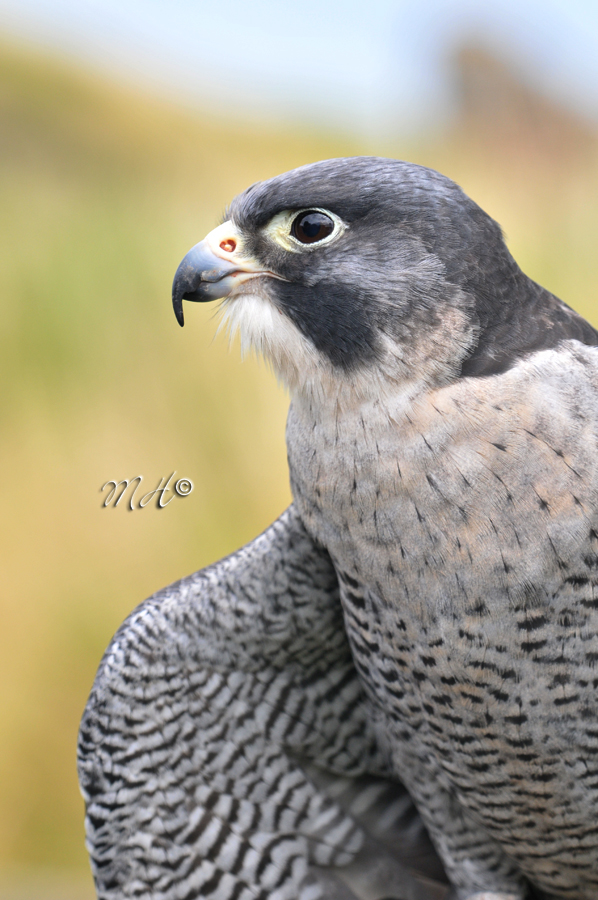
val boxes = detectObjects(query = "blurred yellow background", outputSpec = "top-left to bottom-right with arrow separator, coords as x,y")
1,9 -> 598,898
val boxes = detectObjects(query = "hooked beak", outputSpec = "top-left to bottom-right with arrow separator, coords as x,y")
172,221 -> 273,327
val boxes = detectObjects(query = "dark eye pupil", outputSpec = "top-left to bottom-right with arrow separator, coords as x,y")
291,211 -> 335,244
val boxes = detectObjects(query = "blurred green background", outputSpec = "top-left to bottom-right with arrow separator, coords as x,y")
1,4 -> 598,897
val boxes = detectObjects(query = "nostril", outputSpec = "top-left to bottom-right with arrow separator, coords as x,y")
220,239 -> 236,253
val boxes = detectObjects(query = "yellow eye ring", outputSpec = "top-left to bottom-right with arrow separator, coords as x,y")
263,207 -> 346,252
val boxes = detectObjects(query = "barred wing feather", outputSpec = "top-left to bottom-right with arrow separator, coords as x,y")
78,507 -> 446,900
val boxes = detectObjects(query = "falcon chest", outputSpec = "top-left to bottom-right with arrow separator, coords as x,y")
286,377 -> 594,768
286,385 -> 505,698
286,384 -> 523,636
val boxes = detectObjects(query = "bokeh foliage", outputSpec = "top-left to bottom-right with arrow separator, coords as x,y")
0,35 -> 597,896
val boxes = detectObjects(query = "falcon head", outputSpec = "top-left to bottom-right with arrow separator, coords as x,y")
172,157 -> 595,404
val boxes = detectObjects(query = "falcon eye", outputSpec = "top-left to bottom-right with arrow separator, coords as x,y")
291,211 -> 335,244
264,207 -> 344,252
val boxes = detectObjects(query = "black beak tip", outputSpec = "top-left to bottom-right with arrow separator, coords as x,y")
172,291 -> 185,327
172,262 -> 187,326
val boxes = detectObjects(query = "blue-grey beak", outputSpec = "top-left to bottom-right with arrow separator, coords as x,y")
172,240 -> 241,327
172,221 -> 283,327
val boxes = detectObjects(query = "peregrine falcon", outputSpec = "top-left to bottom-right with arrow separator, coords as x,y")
79,158 -> 598,900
